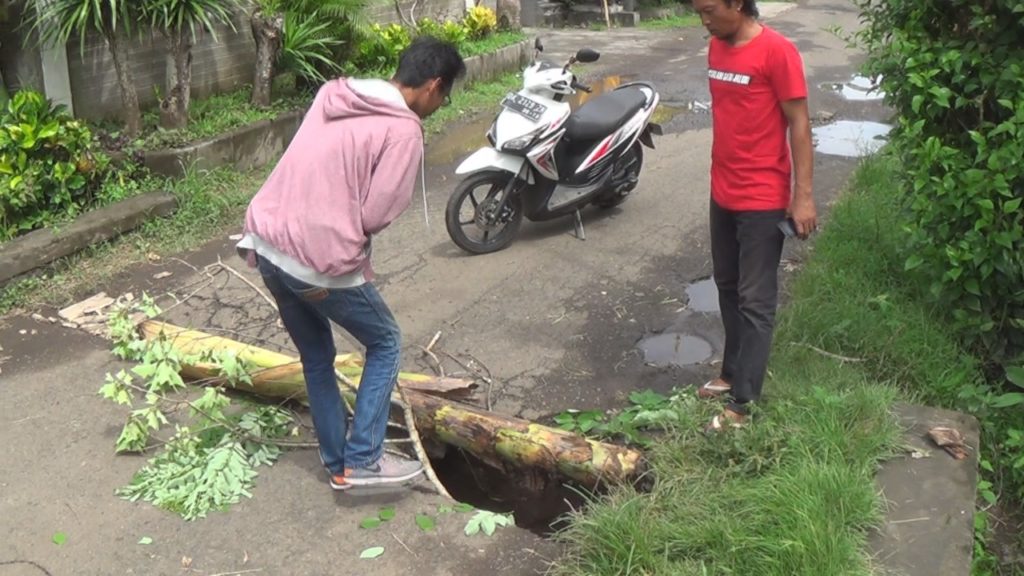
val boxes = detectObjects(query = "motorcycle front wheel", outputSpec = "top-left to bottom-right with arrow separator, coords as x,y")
445,171 -> 524,255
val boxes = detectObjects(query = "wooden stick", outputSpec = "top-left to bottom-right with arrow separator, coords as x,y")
790,342 -> 866,363
397,385 -> 454,501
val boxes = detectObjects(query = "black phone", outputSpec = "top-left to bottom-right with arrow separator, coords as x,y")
778,217 -> 798,239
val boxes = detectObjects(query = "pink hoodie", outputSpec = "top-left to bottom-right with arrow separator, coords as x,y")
238,78 -> 423,287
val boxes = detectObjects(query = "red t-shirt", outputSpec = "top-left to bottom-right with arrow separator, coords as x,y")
708,26 -> 807,211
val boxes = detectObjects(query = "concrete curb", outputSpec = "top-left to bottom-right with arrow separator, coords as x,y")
142,39 -> 532,179
869,403 -> 979,576
141,110 -> 305,179
0,192 -> 178,286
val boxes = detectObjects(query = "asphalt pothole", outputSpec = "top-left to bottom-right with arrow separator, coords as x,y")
684,277 -> 719,313
637,332 -> 714,366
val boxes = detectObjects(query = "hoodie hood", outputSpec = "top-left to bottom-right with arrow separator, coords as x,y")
321,78 -> 423,126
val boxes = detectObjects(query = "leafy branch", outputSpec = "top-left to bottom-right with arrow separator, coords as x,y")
99,295 -> 298,520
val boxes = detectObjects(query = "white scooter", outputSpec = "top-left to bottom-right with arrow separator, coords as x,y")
444,38 -> 663,254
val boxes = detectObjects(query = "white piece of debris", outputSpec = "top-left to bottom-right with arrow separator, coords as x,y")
57,292 -> 119,338
153,271 -> 173,280
30,313 -> 46,323
229,234 -> 243,241
19,329 -> 27,335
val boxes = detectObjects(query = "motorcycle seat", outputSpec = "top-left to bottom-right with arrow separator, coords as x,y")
564,88 -> 648,142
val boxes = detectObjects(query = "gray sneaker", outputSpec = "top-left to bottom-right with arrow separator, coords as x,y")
344,453 -> 424,486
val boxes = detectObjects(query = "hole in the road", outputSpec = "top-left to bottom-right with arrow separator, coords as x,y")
637,332 -> 713,366
822,75 -> 886,102
813,120 -> 892,158
685,277 -> 719,313
428,446 -> 590,536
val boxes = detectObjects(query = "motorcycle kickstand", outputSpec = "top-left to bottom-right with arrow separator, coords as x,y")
573,209 -> 586,241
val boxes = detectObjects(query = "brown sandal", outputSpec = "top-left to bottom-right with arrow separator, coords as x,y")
697,378 -> 731,400
703,408 -> 747,434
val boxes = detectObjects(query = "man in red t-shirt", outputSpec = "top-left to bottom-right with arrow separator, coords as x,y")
692,0 -> 816,432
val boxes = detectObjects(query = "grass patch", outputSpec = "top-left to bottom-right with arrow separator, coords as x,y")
638,13 -> 702,29
552,152 -> 988,575
94,77 -> 309,152
0,164 -> 268,315
459,31 -> 527,58
424,72 -> 521,136
0,73 -> 526,316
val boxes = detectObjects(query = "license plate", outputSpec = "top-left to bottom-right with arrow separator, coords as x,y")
501,93 -> 547,122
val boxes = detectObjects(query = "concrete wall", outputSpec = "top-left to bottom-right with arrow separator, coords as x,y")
64,10 -> 255,121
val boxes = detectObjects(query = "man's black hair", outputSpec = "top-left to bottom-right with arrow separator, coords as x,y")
393,36 -> 467,92
726,0 -> 759,18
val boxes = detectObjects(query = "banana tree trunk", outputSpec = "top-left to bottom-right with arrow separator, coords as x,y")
250,8 -> 283,108
138,321 -> 648,488
103,23 -> 142,137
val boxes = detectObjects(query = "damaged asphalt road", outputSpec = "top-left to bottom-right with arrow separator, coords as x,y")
0,2 -> 895,573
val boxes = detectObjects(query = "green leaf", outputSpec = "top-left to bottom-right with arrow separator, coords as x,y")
379,506 -> 396,521
137,536 -> 153,545
1003,197 -> 1022,213
416,513 -> 436,532
437,505 -> 453,514
1006,366 -> 1024,388
52,532 -> 66,545
360,517 -> 383,529
454,502 -> 475,513
991,393 -> 1024,408
359,546 -> 385,559
964,278 -> 981,296
904,254 -> 924,271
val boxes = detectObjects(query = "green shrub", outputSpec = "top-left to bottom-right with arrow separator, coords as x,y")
0,90 -> 111,240
463,5 -> 497,39
416,17 -> 468,45
855,0 -> 1024,366
351,22 -> 411,72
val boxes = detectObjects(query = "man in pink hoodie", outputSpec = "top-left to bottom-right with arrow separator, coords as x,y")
237,37 -> 466,490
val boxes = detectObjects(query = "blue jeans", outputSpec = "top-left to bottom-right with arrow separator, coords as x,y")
256,257 -> 401,473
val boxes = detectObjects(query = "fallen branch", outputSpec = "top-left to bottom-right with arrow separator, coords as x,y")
140,322 -> 648,488
791,342 -> 866,363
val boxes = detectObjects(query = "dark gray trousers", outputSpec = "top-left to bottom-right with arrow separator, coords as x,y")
710,198 -> 786,415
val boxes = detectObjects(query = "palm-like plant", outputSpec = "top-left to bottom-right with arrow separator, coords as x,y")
23,0 -> 143,136
250,0 -> 368,107
143,0 -> 239,129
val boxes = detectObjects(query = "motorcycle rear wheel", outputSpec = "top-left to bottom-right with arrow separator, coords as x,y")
445,171 -> 524,255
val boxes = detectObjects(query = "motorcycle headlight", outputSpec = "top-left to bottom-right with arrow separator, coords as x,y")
502,128 -> 543,151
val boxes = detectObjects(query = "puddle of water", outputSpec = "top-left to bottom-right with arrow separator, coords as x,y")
637,332 -> 713,367
652,103 -> 685,124
813,120 -> 892,158
425,116 -> 491,165
569,75 -> 623,108
685,278 -> 719,313
824,75 -> 886,102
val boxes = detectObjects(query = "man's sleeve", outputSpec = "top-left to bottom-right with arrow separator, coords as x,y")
770,38 -> 808,102
361,135 -> 423,236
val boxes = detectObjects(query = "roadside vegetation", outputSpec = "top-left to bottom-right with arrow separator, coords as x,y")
555,0 -> 1024,572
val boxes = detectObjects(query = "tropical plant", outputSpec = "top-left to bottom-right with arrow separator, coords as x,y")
463,5 -> 497,39
142,0 -> 240,130
279,10 -> 343,85
250,0 -> 367,106
22,0 -> 143,136
0,90 -> 110,240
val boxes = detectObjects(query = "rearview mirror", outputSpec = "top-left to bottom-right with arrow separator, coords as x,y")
575,48 -> 600,63
534,37 -> 544,52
